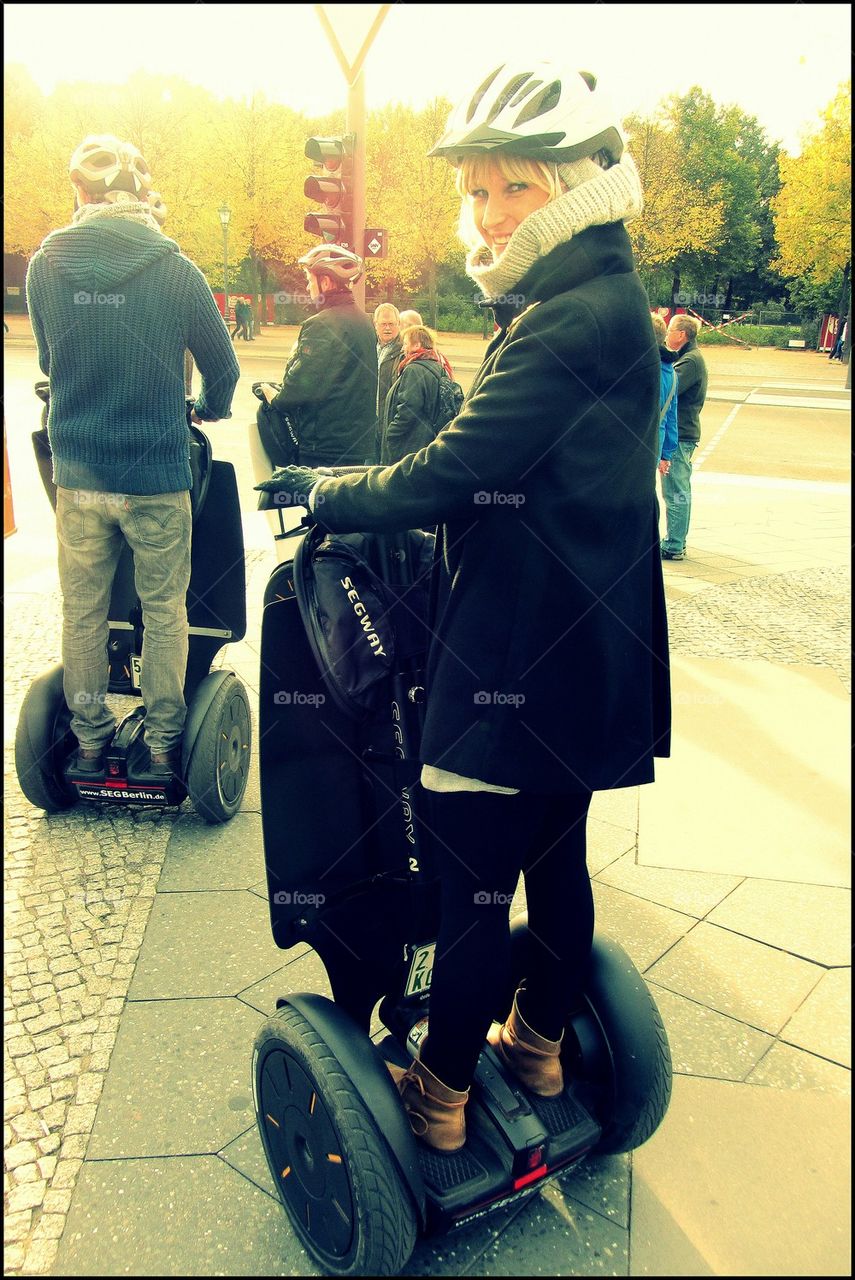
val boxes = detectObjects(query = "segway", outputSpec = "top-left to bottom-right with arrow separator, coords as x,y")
252,474 -> 671,1275
14,383 -> 251,824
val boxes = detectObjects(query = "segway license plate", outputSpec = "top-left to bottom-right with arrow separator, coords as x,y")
130,654 -> 142,691
404,942 -> 434,997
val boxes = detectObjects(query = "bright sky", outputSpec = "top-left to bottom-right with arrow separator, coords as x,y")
4,3 -> 851,155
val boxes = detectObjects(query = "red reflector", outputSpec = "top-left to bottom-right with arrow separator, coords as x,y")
527,1146 -> 543,1169
109,764 -> 120,776
513,1164 -> 548,1190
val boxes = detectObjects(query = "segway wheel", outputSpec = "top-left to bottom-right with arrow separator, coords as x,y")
582,936 -> 672,1155
253,1005 -> 417,1277
185,674 -> 251,824
14,667 -> 79,813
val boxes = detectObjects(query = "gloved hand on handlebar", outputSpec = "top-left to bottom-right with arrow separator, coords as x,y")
253,464 -> 332,508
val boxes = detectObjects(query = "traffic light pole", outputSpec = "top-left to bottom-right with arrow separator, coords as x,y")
348,69 -> 366,310
313,4 -> 391,312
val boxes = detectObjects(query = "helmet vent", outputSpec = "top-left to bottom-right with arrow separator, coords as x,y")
509,79 -> 543,108
486,74 -> 535,125
513,80 -> 562,126
466,65 -> 504,125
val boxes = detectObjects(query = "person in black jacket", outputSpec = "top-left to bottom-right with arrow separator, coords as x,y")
257,61 -> 670,1151
380,324 -> 443,464
261,245 -> 376,466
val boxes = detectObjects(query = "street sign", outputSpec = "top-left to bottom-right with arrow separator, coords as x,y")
364,227 -> 388,258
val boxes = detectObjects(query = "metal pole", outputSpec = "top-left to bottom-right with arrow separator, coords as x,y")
223,226 -> 230,327
348,69 -> 366,311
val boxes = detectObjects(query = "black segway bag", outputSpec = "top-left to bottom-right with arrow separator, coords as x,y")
293,524 -> 435,720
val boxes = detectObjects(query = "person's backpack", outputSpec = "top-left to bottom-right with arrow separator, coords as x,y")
434,369 -> 465,432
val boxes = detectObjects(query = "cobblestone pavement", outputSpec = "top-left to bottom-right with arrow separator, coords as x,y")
3,552 -> 267,1276
666,565 -> 851,690
4,532 -> 850,1273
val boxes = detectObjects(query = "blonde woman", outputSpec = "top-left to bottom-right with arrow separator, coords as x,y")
257,62 -> 670,1150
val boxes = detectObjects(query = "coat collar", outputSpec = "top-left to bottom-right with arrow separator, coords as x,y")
488,222 -> 636,331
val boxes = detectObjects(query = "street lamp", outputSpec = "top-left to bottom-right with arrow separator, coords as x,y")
218,204 -> 231,327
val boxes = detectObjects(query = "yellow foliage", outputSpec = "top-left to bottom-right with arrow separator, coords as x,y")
624,114 -> 726,270
364,99 -> 461,289
772,82 -> 851,284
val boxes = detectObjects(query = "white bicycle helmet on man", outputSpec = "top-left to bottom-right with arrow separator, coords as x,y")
297,244 -> 364,287
69,134 -> 153,203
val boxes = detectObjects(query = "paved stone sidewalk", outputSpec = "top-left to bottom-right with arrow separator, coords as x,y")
3,554 -> 270,1275
4,480 -> 851,1275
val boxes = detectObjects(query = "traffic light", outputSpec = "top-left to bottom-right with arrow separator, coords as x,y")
304,135 -> 354,250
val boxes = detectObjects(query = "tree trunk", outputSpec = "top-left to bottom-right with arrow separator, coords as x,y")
670,272 -> 681,310
426,259 -> 438,329
837,260 -> 851,384
250,253 -> 263,331
724,278 -> 734,309
835,259 -> 850,334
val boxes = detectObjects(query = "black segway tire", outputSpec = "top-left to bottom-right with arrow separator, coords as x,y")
14,670 -> 79,813
254,1005 -> 418,1277
185,674 -> 251,824
583,937 -> 672,1155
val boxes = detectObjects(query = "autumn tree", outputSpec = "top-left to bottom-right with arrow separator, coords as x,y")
364,100 -> 461,322
4,65 -> 88,255
772,82 -> 851,287
624,111 -> 724,287
661,90 -> 771,308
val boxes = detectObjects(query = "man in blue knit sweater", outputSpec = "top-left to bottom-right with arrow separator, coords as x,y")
26,135 -> 239,778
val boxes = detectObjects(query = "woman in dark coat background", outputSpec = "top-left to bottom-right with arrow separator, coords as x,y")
258,60 -> 671,1152
380,324 -> 443,464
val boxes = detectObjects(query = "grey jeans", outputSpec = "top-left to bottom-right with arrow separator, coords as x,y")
56,487 -> 192,755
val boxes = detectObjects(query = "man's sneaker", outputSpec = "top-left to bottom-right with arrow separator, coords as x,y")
660,548 -> 685,561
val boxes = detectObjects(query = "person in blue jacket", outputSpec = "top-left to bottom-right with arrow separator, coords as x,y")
652,313 -> 678,478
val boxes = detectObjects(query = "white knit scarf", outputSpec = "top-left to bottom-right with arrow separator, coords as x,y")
466,152 -> 643,301
73,197 -> 162,234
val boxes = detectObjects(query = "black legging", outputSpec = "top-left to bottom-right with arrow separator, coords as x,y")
421,788 -> 593,1092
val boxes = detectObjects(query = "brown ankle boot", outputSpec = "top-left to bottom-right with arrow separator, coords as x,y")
387,1056 -> 468,1152
487,989 -> 564,1097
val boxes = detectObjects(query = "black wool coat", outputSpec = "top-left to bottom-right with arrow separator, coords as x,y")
380,356 -> 442,464
315,222 -> 671,793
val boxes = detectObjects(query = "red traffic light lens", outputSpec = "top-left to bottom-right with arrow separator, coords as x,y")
304,176 -> 344,207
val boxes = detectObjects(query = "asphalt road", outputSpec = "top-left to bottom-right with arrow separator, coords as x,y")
3,319 -> 849,544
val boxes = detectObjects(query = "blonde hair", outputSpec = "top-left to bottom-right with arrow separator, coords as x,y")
454,153 -> 562,254
400,324 -> 436,352
651,313 -> 666,342
455,153 -> 563,201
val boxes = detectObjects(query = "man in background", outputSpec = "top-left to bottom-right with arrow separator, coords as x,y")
660,314 -> 708,561
261,245 -> 376,466
373,302 -> 402,463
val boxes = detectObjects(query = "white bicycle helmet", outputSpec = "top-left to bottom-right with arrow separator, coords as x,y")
429,62 -> 624,166
146,191 -> 167,226
69,134 -> 152,199
297,244 -> 364,286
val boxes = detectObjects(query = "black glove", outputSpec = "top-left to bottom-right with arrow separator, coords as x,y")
253,464 -> 330,508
